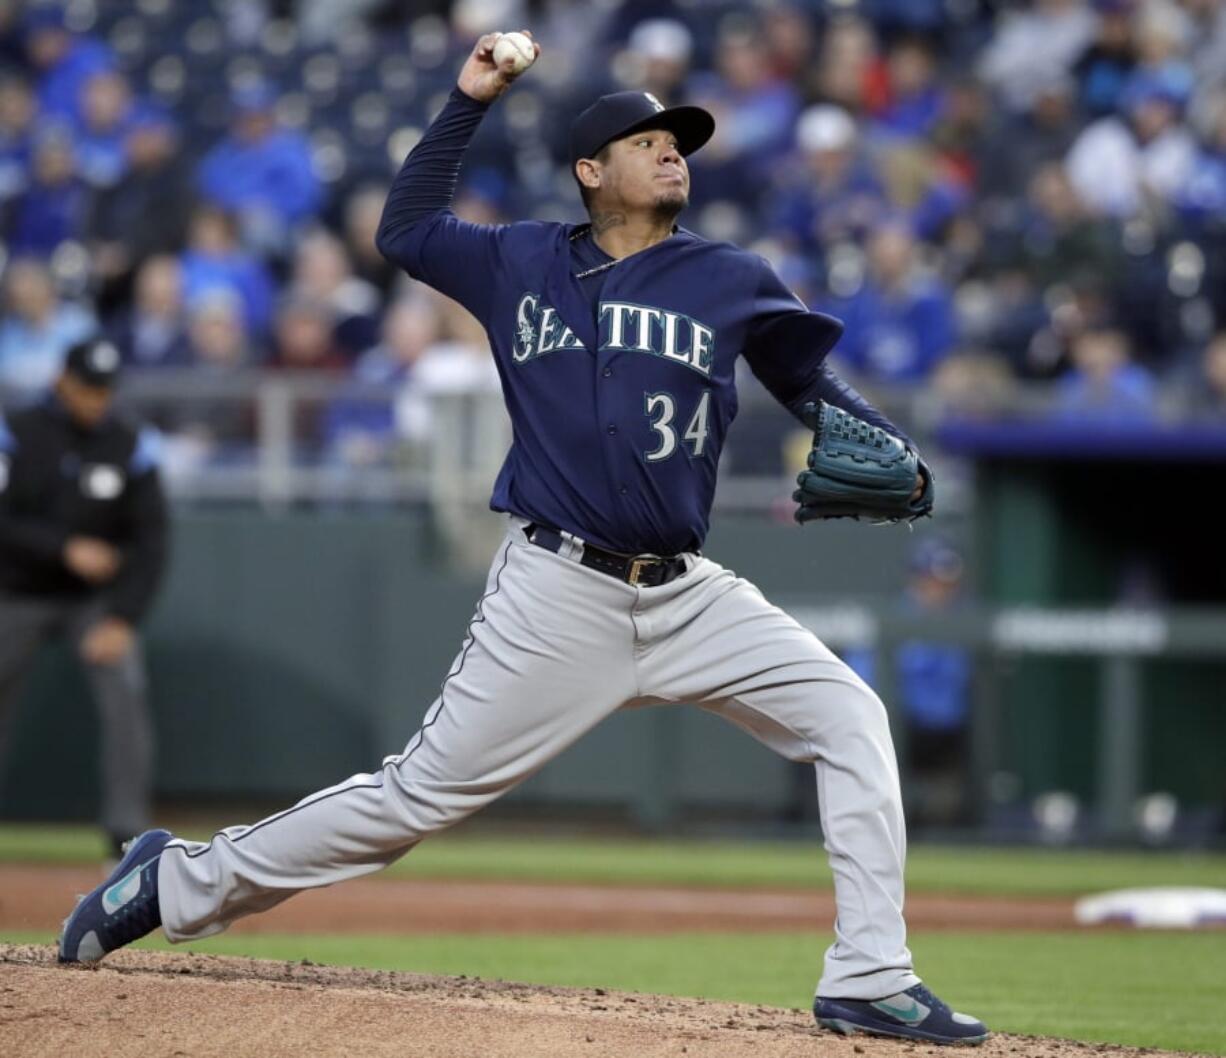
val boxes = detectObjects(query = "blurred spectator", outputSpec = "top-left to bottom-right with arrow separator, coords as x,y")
978,75 -> 1081,203
688,19 -> 800,201
0,73 -> 33,204
23,5 -> 114,121
105,256 -> 191,370
813,16 -> 877,114
1066,66 -> 1198,218
928,76 -> 992,190
1053,325 -> 1157,418
343,185 -> 398,298
270,295 -> 348,453
291,230 -> 381,359
896,537 -> 974,829
931,350 -> 1016,418
870,35 -> 946,141
87,109 -> 191,306
977,0 -> 1098,114
621,19 -> 693,103
1132,1 -> 1194,72
296,0 -> 385,47
770,105 -> 888,256
821,223 -> 958,382
324,298 -> 440,466
73,70 -> 137,191
762,4 -> 817,84
161,291 -> 254,471
1181,330 -> 1226,416
5,127 -> 88,256
1073,0 -> 1136,119
184,289 -> 251,371
196,84 -> 322,255
843,536 -> 974,830
1003,163 -> 1123,291
1176,92 -> 1226,223
875,141 -> 970,245
0,258 -> 94,398
270,296 -> 348,373
1188,0 -> 1226,125
179,205 -> 275,337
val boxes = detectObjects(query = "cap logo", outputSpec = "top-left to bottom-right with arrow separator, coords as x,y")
89,342 -> 120,373
643,92 -> 665,113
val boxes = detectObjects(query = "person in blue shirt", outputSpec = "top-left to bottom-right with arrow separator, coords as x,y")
196,83 -> 323,255
821,222 -> 958,383
178,205 -> 276,338
769,104 -> 890,258
895,538 -> 974,828
59,31 -> 987,1048
23,6 -> 115,122
5,126 -> 89,257
871,35 -> 946,141
842,538 -> 974,829
0,258 -> 95,399
0,73 -> 35,205
72,69 -> 139,191
1052,325 -> 1157,421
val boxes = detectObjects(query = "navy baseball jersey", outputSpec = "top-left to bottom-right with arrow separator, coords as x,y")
378,89 -> 898,556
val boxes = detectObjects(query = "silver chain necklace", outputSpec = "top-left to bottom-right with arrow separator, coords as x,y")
570,225 -> 619,280
569,223 -> 678,279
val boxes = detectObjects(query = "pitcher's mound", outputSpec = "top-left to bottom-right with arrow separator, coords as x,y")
0,943 -> 1193,1058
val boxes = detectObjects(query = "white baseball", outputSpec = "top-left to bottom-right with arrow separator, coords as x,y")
493,32 -> 535,76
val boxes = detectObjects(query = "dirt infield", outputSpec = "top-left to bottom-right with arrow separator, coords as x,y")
0,943 -> 1198,1058
0,863 -> 1075,935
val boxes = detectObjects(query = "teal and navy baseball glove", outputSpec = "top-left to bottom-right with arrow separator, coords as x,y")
793,400 -> 934,524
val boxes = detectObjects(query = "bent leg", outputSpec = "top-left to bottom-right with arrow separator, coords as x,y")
637,559 -> 917,1000
159,529 -> 639,941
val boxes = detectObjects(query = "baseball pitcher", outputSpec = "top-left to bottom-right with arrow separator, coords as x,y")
60,31 -> 986,1046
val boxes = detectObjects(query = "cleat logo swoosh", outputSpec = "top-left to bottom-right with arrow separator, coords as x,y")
872,997 -> 929,1026
101,863 -> 145,914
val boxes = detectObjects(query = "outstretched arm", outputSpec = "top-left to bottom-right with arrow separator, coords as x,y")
374,31 -> 540,319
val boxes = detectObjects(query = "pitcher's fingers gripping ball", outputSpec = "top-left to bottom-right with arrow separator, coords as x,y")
493,31 -> 536,75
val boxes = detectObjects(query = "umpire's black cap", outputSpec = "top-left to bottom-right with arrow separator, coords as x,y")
568,91 -> 714,166
63,338 -> 123,389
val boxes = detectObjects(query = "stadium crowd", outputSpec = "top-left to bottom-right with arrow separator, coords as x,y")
2,0 -> 1226,475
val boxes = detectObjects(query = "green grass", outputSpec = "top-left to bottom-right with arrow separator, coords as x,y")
3,824 -> 1224,896
5,928 -> 1223,1054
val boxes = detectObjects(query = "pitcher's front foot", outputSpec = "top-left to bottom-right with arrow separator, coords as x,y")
59,828 -> 172,964
815,983 -> 989,1045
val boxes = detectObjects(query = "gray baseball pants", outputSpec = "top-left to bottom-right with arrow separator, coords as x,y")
160,518 -> 918,1000
0,592 -> 154,841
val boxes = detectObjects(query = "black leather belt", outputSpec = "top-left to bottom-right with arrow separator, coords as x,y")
523,523 -> 689,587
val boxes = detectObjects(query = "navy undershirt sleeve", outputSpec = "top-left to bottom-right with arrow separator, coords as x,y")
374,88 -> 506,321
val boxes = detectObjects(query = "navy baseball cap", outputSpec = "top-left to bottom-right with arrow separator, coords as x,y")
568,91 -> 714,166
64,338 -> 122,388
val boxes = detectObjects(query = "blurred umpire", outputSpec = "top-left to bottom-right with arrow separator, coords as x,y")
0,338 -> 167,858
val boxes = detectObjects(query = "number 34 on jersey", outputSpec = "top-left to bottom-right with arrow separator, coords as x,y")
513,292 -> 716,464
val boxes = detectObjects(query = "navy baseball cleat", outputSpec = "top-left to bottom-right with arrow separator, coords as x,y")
814,983 -> 990,1046
59,829 -> 172,964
